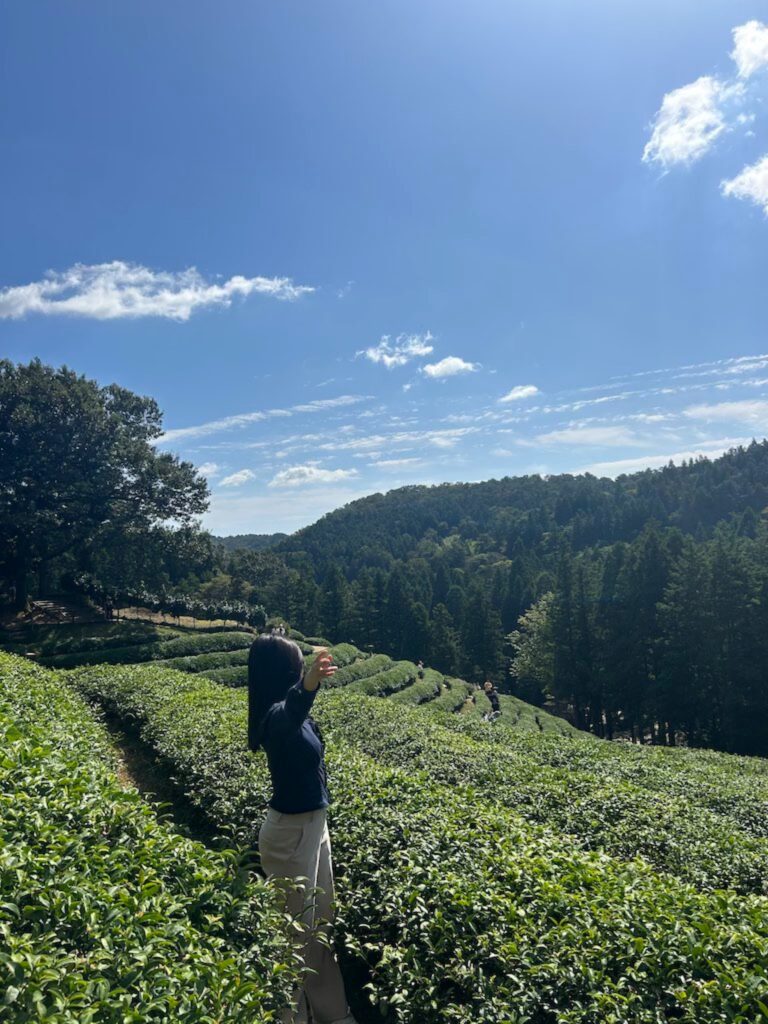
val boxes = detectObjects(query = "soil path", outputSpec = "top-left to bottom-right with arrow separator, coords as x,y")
106,712 -> 382,1024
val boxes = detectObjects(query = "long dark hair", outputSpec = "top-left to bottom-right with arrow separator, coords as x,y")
247,633 -> 305,751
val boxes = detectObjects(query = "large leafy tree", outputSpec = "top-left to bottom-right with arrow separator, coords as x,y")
0,359 -> 208,608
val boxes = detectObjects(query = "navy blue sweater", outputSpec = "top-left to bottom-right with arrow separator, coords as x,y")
262,680 -> 330,814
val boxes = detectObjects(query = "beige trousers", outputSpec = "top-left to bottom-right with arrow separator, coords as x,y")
259,807 -> 350,1024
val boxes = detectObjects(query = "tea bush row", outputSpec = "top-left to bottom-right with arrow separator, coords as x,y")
318,642 -> 362,666
1,621 -> 174,657
41,629 -> 254,668
345,660 -> 418,697
453,691 -> 580,736
72,662 -> 768,1023
328,653 -> 393,688
319,692 -> 768,895
426,704 -> 768,840
157,647 -> 251,673
202,665 -> 250,686
0,654 -> 300,1022
388,668 -> 446,705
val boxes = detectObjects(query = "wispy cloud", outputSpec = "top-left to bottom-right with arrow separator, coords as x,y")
219,469 -> 257,487
0,261 -> 313,321
682,398 -> 768,428
722,155 -> 768,213
370,457 -> 423,468
292,396 -> 368,413
643,76 -> 743,168
422,356 -> 478,378
731,20 -> 768,79
158,395 -> 367,444
580,439 -> 752,478
197,462 -> 220,478
269,464 -> 359,488
499,384 -> 539,403
318,427 -> 478,453
358,332 -> 434,369
530,425 -> 645,447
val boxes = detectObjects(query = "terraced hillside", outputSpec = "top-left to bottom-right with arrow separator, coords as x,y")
69,657 -> 768,1022
4,624 -> 768,1021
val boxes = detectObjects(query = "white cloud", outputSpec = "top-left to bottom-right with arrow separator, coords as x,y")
162,412 -> 269,444
370,457 -> 423,468
269,464 -> 359,488
219,469 -> 257,488
359,332 -> 434,369
422,356 -> 479,378
319,427 -> 477,453
682,398 -> 768,428
0,261 -> 313,321
158,395 -> 366,444
642,76 -> 743,168
499,384 -> 539,403
722,155 -> 768,213
531,425 -> 644,447
580,439 -> 752,477
731,20 -> 768,78
197,462 -> 220,478
203,486 -> 374,534
292,395 -> 367,413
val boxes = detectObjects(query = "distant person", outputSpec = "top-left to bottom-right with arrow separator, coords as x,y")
417,659 -> 425,679
247,634 -> 357,1024
483,680 -> 501,721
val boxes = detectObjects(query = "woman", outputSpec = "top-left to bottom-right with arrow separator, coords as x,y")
248,633 -> 358,1024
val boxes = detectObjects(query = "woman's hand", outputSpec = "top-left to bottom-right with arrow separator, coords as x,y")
303,649 -> 337,692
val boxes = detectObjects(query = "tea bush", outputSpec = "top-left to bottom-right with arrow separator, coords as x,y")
0,654 -> 300,1022
157,647 -> 251,673
424,706 -> 768,840
41,629 -> 254,668
329,653 -> 393,687
325,642 -> 366,667
345,660 -> 418,697
318,692 -> 768,894
388,668 -> 445,705
202,664 -> 250,686
72,662 -> 768,1023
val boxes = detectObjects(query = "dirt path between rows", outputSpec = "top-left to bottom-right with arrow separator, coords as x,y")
106,711 -> 382,1024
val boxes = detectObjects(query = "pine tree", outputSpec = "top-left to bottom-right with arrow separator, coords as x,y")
402,601 -> 430,663
428,603 -> 460,674
656,539 -> 713,746
319,566 -> 349,642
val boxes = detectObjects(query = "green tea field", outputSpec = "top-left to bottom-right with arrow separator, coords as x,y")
2,620 -> 768,1022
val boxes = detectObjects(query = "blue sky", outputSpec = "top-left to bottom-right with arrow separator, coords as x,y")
3,1 -> 768,534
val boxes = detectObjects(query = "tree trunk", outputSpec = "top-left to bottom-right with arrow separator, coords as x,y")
13,562 -> 29,611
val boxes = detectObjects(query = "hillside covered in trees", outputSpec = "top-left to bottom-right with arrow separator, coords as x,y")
220,443 -> 768,756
